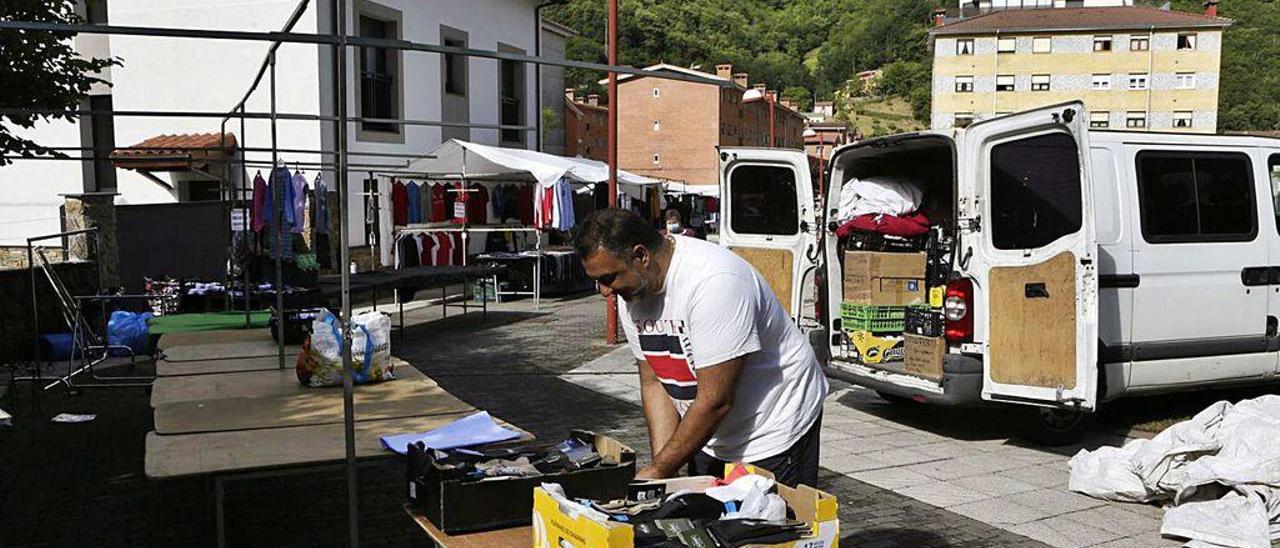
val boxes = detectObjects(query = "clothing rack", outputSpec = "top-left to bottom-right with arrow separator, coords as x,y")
392,225 -> 543,309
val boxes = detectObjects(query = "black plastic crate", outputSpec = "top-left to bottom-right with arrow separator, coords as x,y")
905,306 -> 944,337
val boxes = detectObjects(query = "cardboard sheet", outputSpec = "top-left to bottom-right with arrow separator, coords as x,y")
157,355 -> 293,377
154,371 -> 470,434
156,328 -> 274,350
160,340 -> 299,362
150,359 -> 424,407
145,414 -> 533,478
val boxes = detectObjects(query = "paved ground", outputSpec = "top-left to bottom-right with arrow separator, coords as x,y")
0,292 -> 1165,547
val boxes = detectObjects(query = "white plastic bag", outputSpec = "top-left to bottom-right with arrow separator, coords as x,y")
296,309 -> 394,387
836,176 -> 925,223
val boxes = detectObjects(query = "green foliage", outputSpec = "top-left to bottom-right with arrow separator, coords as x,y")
781,86 -> 813,111
0,0 -> 119,165
879,61 -> 928,99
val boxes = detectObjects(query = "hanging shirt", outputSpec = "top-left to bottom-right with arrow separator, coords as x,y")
518,184 -> 535,226
275,167 -> 296,230
451,182 -> 468,224
442,182 -> 457,223
419,183 -> 431,224
391,181 -> 409,226
291,171 -> 308,234
406,181 -> 421,224
251,172 -> 268,232
468,184 -> 490,225
419,233 -> 437,266
451,232 -> 464,265
433,232 -> 453,266
556,178 -> 576,230
313,173 -> 329,235
429,183 -> 447,222
491,184 -> 506,221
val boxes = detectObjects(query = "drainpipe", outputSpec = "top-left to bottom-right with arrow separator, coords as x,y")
534,0 -> 568,152
1152,26 -> 1162,131
992,30 -> 1000,116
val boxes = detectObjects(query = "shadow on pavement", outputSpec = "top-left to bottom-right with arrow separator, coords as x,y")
843,528 -> 956,547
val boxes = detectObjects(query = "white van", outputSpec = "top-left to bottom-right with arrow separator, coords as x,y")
717,101 -> 1280,443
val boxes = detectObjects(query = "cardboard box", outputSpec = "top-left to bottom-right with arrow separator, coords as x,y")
843,251 -> 927,306
532,471 -> 840,548
408,431 -> 636,534
904,334 -> 946,382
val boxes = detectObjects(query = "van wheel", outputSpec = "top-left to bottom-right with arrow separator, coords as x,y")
876,391 -> 916,405
1019,407 -> 1094,447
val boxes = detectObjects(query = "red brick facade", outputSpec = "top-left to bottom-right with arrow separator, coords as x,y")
563,91 -> 608,161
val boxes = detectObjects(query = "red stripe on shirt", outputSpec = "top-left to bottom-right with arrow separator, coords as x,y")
644,353 -> 695,383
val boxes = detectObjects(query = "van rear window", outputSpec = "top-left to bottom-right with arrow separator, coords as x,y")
729,165 -> 799,236
989,132 -> 1083,250
1136,152 -> 1255,243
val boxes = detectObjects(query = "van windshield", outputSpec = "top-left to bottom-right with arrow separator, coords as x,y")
989,132 -> 1083,250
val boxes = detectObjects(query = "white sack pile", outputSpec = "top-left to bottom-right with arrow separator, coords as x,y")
1068,395 -> 1280,548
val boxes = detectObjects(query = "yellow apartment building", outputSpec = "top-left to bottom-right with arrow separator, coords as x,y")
929,5 -> 1231,132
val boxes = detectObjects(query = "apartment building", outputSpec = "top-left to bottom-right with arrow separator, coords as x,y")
563,90 -> 608,161
610,63 -> 805,187
929,3 -> 1231,132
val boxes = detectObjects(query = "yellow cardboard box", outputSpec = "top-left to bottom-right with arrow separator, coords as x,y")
532,469 -> 839,548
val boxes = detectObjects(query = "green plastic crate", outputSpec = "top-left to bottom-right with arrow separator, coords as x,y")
841,303 -> 927,334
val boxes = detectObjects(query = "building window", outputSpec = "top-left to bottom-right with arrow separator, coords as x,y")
1092,74 -> 1111,90
1130,35 -> 1149,51
1031,74 -> 1050,91
358,14 -> 399,133
653,154 -> 660,164
1137,151 -> 1255,243
1177,33 -> 1197,50
1126,111 -> 1147,128
954,112 -> 974,128
955,76 -> 974,93
996,75 -> 1015,92
652,120 -> 660,132
1032,36 -> 1052,53
1128,73 -> 1149,90
443,38 -> 466,95
1090,111 -> 1110,128
957,38 -> 974,55
997,37 -> 1016,53
1173,111 -> 1194,128
652,87 -> 660,98
498,45 -> 526,144
1093,35 -> 1112,52
1174,72 -> 1196,90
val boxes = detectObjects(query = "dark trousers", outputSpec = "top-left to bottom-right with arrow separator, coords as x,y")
686,413 -> 822,487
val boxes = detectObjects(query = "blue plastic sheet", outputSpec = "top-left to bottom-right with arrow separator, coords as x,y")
379,411 -> 520,455
107,310 -> 152,355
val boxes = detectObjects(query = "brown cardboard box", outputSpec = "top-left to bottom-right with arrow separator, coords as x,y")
844,251 -> 927,306
904,334 -> 945,382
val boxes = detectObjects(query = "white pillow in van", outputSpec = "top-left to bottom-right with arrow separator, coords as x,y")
837,176 -> 925,223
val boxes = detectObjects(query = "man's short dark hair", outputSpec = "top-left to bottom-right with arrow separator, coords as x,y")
573,208 -> 664,259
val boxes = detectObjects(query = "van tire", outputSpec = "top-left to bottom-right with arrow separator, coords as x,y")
1019,407 -> 1095,446
876,391 -> 916,405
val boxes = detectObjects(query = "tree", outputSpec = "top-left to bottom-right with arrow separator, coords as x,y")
1,0 -> 118,166
781,86 -> 813,112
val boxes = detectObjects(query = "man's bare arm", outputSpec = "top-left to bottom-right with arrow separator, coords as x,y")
638,359 -> 680,456
638,356 -> 744,479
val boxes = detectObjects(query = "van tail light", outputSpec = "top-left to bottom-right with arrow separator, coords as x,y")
943,278 -> 974,343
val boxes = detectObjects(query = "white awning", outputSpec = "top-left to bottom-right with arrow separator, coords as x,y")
404,139 -> 661,187
663,181 -> 720,198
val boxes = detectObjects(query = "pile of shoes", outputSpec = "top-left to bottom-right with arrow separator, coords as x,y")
426,436 -> 611,481
541,470 -> 815,547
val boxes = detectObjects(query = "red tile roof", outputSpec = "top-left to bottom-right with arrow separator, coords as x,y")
931,6 -> 1231,35
111,133 -> 237,171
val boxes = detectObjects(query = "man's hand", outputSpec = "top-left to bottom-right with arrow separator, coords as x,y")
634,464 -> 668,481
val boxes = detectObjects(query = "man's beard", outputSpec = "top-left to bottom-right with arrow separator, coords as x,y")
619,267 -> 657,303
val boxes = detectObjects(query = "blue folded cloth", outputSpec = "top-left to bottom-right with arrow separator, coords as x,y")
379,411 -> 521,455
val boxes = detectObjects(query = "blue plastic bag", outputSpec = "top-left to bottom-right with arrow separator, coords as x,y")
107,310 -> 152,356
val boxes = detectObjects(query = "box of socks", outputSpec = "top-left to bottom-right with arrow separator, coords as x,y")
532,464 -> 840,547
407,430 -> 636,534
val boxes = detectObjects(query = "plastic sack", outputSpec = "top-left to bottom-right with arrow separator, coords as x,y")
107,310 -> 152,356
295,309 -> 394,387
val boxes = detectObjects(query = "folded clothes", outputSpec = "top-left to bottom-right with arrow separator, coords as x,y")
706,519 -> 810,547
836,212 -> 931,238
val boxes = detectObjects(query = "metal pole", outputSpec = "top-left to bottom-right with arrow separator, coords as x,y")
334,0 -> 360,544
605,0 -> 619,345
270,52 -> 285,370
241,107 -> 252,328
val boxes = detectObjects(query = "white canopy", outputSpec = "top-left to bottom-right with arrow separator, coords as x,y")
663,181 -> 720,198
404,139 -> 661,187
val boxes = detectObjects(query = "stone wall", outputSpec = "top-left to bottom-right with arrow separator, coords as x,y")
0,262 -> 100,365
62,193 -> 120,288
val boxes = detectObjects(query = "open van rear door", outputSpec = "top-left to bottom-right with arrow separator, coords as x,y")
717,148 -> 818,321
962,102 -> 1099,410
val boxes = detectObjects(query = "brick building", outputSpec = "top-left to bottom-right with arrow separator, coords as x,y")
606,63 -> 805,187
563,90 -> 608,161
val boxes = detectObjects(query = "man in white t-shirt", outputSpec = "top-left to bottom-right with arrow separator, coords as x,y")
575,209 -> 829,486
